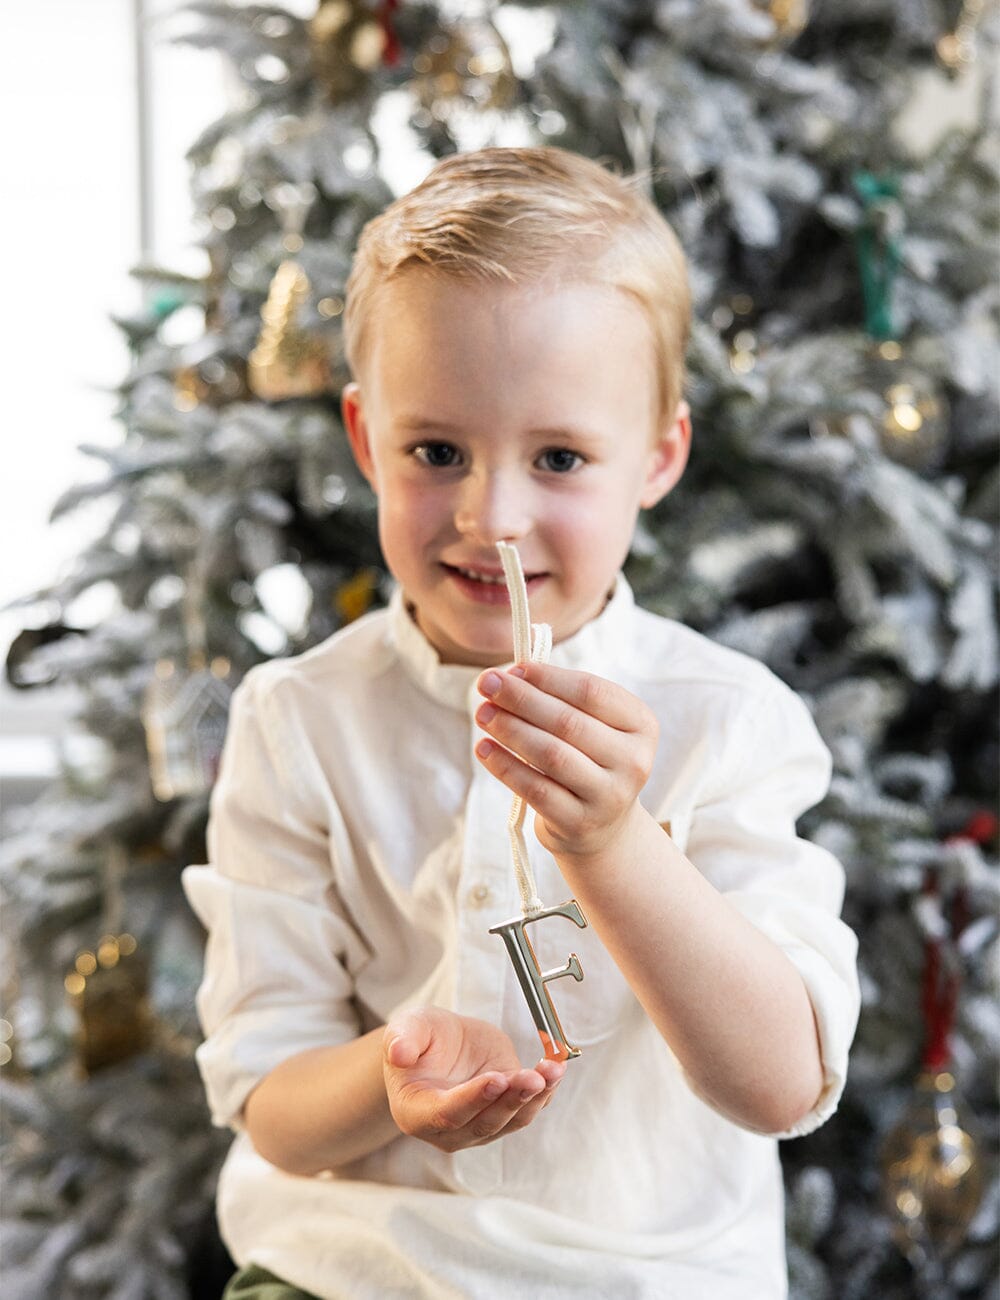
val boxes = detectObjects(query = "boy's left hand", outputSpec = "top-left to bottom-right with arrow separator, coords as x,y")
474,663 -> 658,861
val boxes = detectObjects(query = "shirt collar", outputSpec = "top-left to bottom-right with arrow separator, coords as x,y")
387,573 -> 636,712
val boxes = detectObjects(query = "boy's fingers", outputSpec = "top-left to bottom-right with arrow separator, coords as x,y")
534,1058 -> 567,1088
486,1074 -> 561,1135
391,1072 -> 503,1138
480,663 -> 642,733
462,1073 -> 546,1142
477,683 -> 617,768
450,1072 -> 513,1124
476,706 -> 606,792
474,739 -> 580,822
425,1068 -> 544,1135
394,1067 -> 559,1149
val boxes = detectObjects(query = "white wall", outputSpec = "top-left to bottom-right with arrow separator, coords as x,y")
1,0 -> 227,798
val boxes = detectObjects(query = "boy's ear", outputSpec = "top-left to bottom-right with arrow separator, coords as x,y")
640,400 -> 691,510
341,382 -> 378,493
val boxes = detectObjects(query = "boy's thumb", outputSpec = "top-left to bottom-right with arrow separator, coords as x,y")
384,1011 -> 431,1068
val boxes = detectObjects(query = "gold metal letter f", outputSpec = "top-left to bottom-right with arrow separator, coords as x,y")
489,900 -> 588,1061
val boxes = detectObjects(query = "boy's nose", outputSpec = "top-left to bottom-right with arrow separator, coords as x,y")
453,472 -> 531,544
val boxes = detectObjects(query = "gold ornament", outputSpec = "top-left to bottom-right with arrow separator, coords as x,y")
881,1069 -> 985,1266
173,354 -> 249,411
729,328 -> 759,375
810,343 -> 948,471
411,19 -> 517,122
0,1017 -> 13,1072
335,568 -> 380,624
248,260 -> 332,401
935,0 -> 984,77
881,377 -> 947,467
751,0 -> 811,45
0,1011 -> 24,1078
309,0 -> 387,105
712,294 -> 759,374
65,934 -> 153,1076
0,961 -> 25,1078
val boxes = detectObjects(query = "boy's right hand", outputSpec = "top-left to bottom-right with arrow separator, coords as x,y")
383,1007 -> 565,1152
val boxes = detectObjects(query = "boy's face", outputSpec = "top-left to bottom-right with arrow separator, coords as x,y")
342,271 -> 690,667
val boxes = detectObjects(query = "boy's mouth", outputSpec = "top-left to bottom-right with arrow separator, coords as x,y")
447,564 -> 507,585
440,562 -> 547,602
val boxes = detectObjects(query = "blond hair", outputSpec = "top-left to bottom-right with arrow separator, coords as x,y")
342,146 -> 691,427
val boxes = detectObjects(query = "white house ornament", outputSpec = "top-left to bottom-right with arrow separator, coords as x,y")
143,657 -> 233,801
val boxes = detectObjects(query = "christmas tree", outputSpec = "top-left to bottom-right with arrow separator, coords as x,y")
2,2 -> 997,1296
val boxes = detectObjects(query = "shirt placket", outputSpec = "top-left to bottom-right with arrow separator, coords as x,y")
450,694 -> 520,1195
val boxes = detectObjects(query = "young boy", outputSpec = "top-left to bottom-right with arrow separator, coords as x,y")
183,146 -> 860,1300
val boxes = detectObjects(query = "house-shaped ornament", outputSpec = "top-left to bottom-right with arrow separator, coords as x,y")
143,660 -> 233,802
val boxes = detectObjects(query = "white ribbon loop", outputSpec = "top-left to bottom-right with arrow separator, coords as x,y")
496,541 -> 552,918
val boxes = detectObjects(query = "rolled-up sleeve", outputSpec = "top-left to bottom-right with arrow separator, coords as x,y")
683,676 -> 861,1139
182,665 -> 368,1131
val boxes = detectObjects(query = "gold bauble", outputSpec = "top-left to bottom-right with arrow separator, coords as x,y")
173,355 -> 249,411
411,19 -> 516,120
0,1013 -> 24,1078
335,568 -> 380,624
880,378 -> 947,468
751,0 -> 811,45
308,0 -> 386,105
810,344 -> 949,471
881,1070 -> 985,1264
248,260 -> 332,401
712,294 -> 759,374
935,1 -> 984,77
65,934 -> 153,1076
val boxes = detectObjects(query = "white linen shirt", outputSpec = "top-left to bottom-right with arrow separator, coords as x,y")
183,574 -> 860,1300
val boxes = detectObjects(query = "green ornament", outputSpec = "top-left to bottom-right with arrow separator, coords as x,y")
853,170 -> 903,344
150,288 -> 189,321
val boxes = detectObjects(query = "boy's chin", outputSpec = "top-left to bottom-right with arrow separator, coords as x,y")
411,609 -> 511,668
435,633 -> 517,668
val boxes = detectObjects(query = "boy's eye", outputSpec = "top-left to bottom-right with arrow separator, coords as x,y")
540,448 -> 583,473
413,442 -> 460,468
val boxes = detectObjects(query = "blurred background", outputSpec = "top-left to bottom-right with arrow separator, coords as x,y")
1,1 -> 997,1296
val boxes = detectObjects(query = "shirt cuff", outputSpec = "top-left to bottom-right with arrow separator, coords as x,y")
719,892 -> 860,1140
195,1004 -> 361,1131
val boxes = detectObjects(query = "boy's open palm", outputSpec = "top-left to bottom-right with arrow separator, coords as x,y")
383,1008 -> 565,1152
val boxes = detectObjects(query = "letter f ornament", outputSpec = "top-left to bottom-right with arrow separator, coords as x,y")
489,900 -> 588,1061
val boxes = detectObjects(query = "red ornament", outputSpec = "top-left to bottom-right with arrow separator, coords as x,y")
919,867 -> 965,1072
918,806 -> 995,1073
951,810 -> 998,847
379,0 -> 402,67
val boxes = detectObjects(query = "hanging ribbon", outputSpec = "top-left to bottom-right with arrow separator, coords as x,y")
920,866 -> 966,1072
378,0 -> 402,67
496,540 -> 552,918
853,170 -> 903,343
920,811 -> 996,1070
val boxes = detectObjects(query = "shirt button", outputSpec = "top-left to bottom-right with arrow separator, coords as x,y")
466,883 -> 492,908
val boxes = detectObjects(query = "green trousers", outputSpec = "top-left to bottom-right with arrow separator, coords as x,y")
223,1263 -> 321,1300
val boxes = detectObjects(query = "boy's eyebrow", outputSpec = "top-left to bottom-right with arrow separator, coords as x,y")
396,416 -> 605,443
